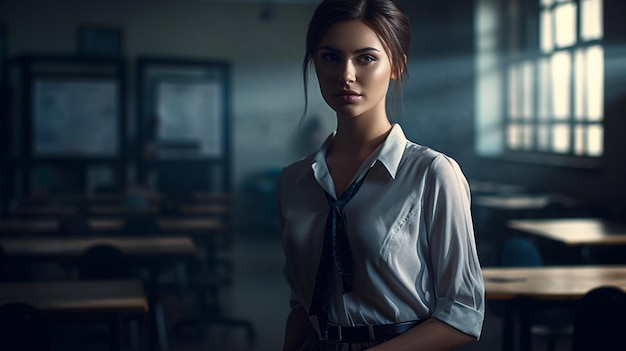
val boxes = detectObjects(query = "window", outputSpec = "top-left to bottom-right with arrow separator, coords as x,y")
475,0 -> 604,163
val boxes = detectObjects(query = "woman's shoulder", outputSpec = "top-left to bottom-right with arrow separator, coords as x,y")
278,153 -> 316,185
402,141 -> 466,180
402,140 -> 457,166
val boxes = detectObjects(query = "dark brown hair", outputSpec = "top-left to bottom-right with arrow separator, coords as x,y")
301,0 -> 410,119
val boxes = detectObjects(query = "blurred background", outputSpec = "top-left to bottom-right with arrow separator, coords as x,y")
0,0 -> 625,350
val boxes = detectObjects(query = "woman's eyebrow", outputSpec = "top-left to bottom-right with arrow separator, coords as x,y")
318,46 -> 382,54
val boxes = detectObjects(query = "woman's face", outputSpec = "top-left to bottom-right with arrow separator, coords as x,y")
314,20 -> 393,120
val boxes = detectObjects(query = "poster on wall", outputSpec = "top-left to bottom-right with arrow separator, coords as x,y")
155,79 -> 223,159
33,77 -> 120,157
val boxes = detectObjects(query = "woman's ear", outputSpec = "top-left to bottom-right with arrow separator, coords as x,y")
390,55 -> 407,81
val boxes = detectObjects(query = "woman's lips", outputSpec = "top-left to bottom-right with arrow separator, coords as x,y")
336,91 -> 362,102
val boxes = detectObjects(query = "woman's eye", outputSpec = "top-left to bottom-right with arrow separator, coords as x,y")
359,55 -> 376,63
321,53 -> 339,62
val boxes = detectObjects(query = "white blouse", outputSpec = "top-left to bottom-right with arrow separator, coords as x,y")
277,124 -> 485,339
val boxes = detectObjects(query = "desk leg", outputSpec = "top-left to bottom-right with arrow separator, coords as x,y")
147,266 -> 169,351
109,315 -> 122,351
502,301 -> 516,351
519,299 -> 533,351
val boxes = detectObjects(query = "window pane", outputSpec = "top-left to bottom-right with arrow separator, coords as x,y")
555,3 -> 577,48
552,123 -> 570,153
540,10 -> 554,53
587,45 -> 604,120
508,124 -> 521,149
538,58 -> 551,120
574,125 -> 585,155
582,0 -> 603,40
508,64 -> 521,119
541,0 -> 554,7
551,51 -> 571,119
587,124 -> 603,156
538,124 -> 550,150
522,61 -> 534,119
574,49 -> 585,120
523,124 -> 534,149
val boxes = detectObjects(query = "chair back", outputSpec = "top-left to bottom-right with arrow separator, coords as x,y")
76,244 -> 130,280
123,215 -> 160,236
57,215 -> 92,236
0,302 -> 51,351
499,236 -> 544,267
572,285 -> 626,351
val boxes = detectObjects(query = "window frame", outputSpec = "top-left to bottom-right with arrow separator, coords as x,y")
490,0 -> 604,168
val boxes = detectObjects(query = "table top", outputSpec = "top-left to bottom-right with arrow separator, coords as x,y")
508,218 -> 626,246
0,279 -> 148,315
473,194 -> 551,210
0,217 -> 228,234
0,236 -> 197,259
483,265 -> 626,300
7,206 -> 78,216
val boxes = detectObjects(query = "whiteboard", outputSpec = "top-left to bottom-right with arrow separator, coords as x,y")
33,78 -> 120,157
156,79 -> 224,158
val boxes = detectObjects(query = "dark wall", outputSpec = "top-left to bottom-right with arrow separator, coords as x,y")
399,0 -> 476,170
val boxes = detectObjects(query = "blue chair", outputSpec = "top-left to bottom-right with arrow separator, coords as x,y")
499,236 -> 544,267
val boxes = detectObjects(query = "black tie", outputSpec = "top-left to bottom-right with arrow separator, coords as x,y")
309,172 -> 369,333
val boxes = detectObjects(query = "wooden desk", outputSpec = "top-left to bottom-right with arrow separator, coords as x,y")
474,194 -> 551,211
0,279 -> 147,351
178,204 -> 231,216
0,235 -> 197,261
6,206 -> 78,216
483,266 -> 626,351
0,217 -> 228,235
508,218 -> 626,246
88,205 -> 160,215
0,279 -> 148,315
0,235 -> 197,351
484,265 -> 626,299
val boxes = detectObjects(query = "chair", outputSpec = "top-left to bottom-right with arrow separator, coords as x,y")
123,215 -> 161,236
499,236 -> 573,351
572,286 -> 626,351
74,245 -> 139,350
499,236 -> 544,267
0,302 -> 51,351
75,244 -> 131,280
57,215 -> 92,236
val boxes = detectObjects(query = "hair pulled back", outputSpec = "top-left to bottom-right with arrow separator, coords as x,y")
302,0 -> 410,118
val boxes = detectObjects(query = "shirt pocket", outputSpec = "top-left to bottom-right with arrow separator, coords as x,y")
379,205 -> 419,261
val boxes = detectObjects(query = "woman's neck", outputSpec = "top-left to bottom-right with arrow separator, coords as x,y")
331,117 -> 393,158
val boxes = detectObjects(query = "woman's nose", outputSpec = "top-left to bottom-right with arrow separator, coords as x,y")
341,60 -> 356,83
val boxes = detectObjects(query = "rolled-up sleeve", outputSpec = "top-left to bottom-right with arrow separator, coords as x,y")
423,155 -> 485,338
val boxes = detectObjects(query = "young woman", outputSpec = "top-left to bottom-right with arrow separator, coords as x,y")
276,0 -> 485,350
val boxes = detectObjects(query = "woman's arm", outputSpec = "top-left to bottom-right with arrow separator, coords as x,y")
366,318 -> 476,351
283,306 -> 314,351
